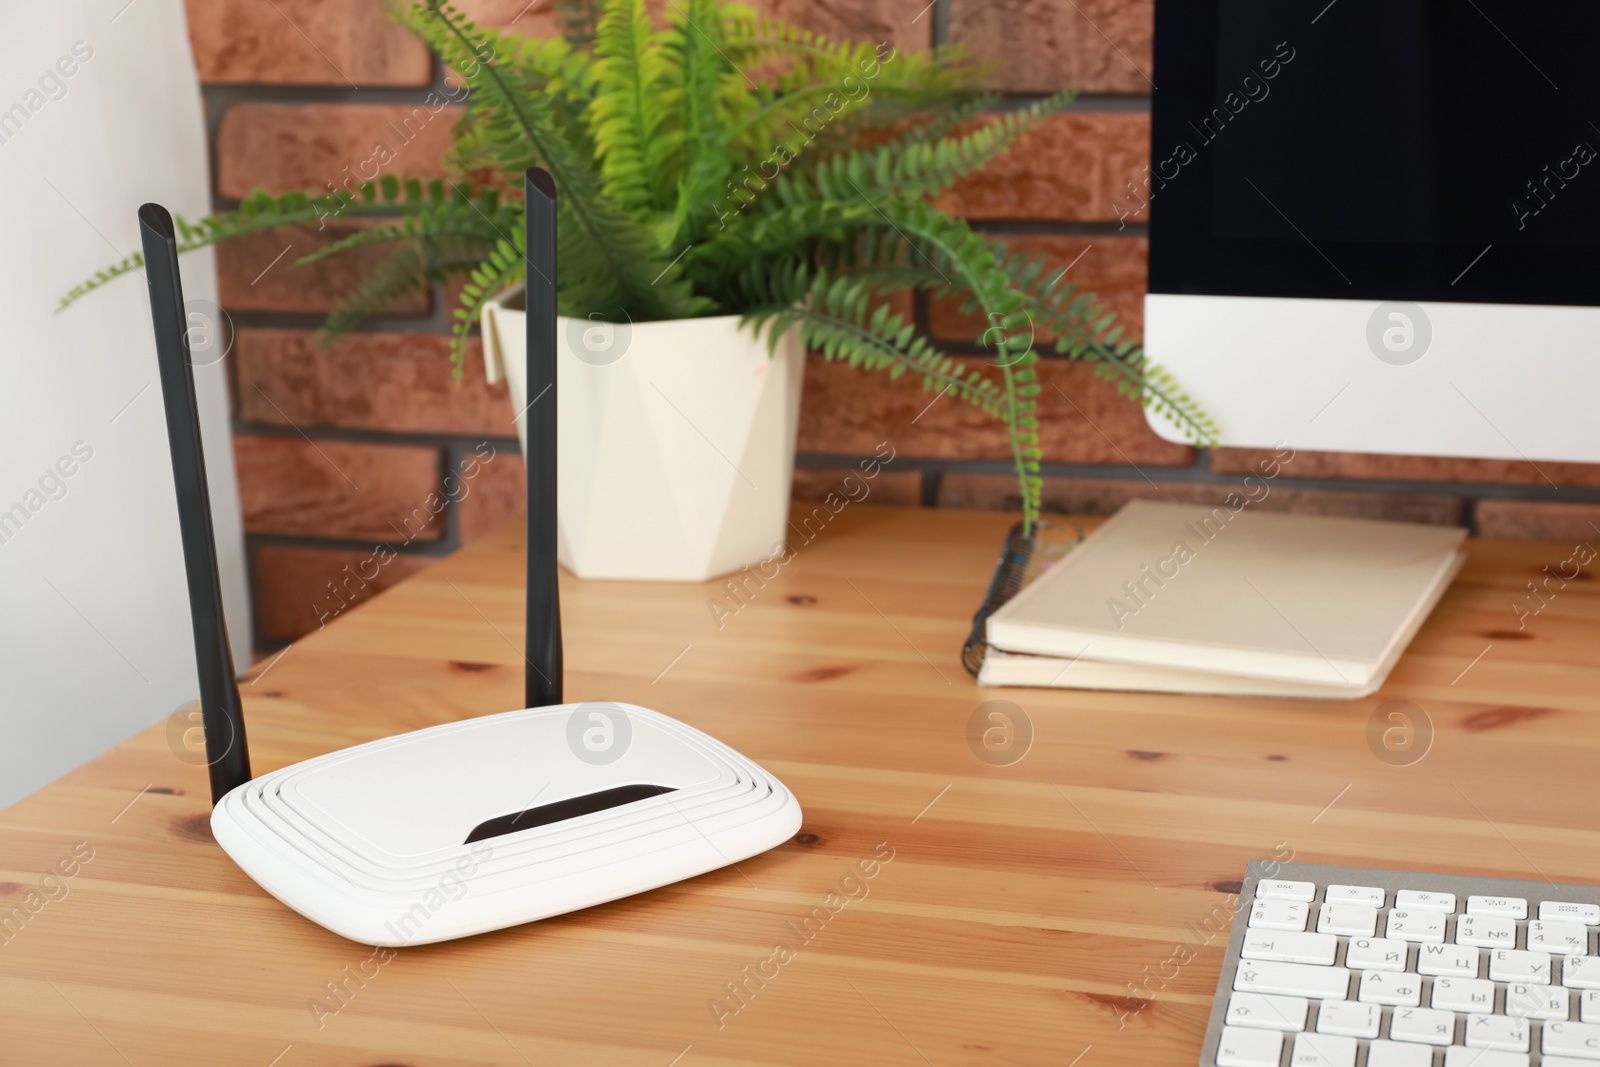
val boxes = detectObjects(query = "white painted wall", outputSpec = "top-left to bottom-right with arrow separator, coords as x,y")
0,0 -> 251,810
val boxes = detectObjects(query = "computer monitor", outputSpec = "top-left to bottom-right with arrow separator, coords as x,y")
1144,0 -> 1600,462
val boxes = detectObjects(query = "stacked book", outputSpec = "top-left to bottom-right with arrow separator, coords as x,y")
969,500 -> 1466,699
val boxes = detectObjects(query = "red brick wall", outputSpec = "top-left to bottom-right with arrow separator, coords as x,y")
187,0 -> 1596,652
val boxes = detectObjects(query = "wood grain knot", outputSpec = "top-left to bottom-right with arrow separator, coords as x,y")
791,665 -> 855,683
1079,991 -> 1148,1017
1126,750 -> 1169,761
0,882 -> 22,897
1482,630 -> 1533,641
1461,705 -> 1552,732
172,813 -> 215,845
793,832 -> 822,846
450,661 -> 499,673
1267,754 -> 1288,761
785,594 -> 818,606
147,787 -> 183,796
1210,880 -> 1244,895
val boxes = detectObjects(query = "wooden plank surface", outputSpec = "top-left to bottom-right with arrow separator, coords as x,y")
2,503 -> 1597,1066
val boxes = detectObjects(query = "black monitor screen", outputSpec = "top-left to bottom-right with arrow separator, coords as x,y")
1148,0 -> 1600,305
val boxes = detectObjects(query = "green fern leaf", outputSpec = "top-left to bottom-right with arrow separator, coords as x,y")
403,1 -> 709,320
588,0 -> 672,215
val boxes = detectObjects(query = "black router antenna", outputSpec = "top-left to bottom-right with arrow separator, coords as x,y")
139,204 -> 252,806
138,175 -> 563,804
524,168 -> 563,708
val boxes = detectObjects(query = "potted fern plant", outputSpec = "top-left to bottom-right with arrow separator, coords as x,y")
62,0 -> 1213,581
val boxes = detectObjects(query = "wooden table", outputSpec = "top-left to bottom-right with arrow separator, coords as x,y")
2,504 -> 1596,1066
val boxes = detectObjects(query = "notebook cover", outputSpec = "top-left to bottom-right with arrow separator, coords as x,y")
979,550 -> 1466,699
985,500 -> 1466,686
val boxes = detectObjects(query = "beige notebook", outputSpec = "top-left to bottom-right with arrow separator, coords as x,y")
985,501 -> 1466,688
979,549 -> 1464,697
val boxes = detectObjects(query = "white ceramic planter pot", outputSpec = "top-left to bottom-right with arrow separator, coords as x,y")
481,288 -> 805,582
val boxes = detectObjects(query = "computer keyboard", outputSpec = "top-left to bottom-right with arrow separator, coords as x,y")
1200,861 -> 1600,1067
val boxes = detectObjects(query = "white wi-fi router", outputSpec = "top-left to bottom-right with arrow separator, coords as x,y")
139,168 -> 802,946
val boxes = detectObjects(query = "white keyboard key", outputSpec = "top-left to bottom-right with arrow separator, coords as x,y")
1547,1058 -> 1600,1067
1216,1025 -> 1284,1067
1242,930 -> 1337,966
1491,948 -> 1552,983
1397,889 -> 1456,913
1566,956 -> 1600,989
1504,981 -> 1569,1019
1358,969 -> 1422,1007
1418,942 -> 1480,978
1470,895 -> 1528,919
1545,902 -> 1600,926
1445,1049 -> 1528,1067
1257,879 -> 1317,903
1316,903 -> 1376,937
1531,920 -> 1591,954
1465,1012 -> 1530,1052
1432,976 -> 1496,1014
1345,936 -> 1409,971
1368,1041 -> 1433,1067
1386,909 -> 1445,943
1456,914 -> 1518,947
1227,991 -> 1308,1032
1583,989 -> 1600,1022
1234,961 -> 1350,1000
1325,884 -> 1384,907
1315,999 -> 1379,1039
1289,1032 -> 1355,1067
1249,899 -> 1308,931
1388,1005 -> 1457,1045
1544,1019 -> 1600,1060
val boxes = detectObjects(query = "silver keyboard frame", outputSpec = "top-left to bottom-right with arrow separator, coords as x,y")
1199,859 -> 1600,1066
